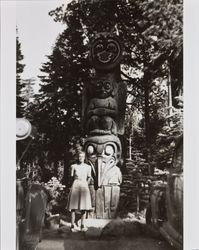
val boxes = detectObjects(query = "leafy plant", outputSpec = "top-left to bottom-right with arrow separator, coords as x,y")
44,177 -> 67,214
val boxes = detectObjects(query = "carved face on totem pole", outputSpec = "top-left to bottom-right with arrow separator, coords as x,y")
85,73 -> 118,135
89,33 -> 122,71
84,135 -> 122,189
89,75 -> 116,99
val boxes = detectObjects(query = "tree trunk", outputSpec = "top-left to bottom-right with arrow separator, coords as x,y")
129,136 -> 132,160
144,75 -> 151,162
168,65 -> 173,127
63,149 -> 71,187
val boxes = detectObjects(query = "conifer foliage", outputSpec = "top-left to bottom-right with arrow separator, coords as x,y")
22,0 -> 183,188
16,35 -> 25,117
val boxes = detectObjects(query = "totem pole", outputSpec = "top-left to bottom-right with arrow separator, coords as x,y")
83,33 -> 127,219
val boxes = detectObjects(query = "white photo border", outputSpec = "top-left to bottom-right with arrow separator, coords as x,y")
1,1 -> 16,250
1,0 -> 199,249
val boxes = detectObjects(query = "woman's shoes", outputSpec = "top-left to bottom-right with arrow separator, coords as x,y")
70,224 -> 88,232
70,224 -> 79,232
80,225 -> 88,232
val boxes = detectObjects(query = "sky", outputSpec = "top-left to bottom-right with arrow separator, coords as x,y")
16,0 -> 71,92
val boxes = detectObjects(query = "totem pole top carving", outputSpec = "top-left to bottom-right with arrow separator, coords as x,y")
89,32 -> 122,72
83,33 -> 126,136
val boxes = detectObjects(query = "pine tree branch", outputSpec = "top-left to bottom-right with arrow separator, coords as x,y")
121,71 -> 144,90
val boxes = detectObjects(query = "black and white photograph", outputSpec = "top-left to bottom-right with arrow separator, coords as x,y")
1,0 -> 199,250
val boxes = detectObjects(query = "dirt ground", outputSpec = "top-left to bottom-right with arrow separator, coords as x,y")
37,221 -> 177,250
37,234 -> 175,250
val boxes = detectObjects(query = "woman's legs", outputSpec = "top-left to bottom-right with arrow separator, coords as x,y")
71,210 -> 75,227
81,210 -> 86,228
70,210 -> 88,231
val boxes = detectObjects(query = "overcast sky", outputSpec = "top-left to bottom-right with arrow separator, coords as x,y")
16,0 -> 70,91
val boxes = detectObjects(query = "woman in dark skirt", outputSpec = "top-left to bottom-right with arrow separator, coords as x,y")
67,151 -> 92,232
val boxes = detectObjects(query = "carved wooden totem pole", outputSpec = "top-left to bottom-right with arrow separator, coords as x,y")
83,33 -> 127,218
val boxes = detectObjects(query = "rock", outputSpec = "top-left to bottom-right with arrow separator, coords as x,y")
78,218 -> 111,229
47,217 -> 60,230
85,227 -> 102,238
140,224 -> 162,239
59,219 -> 71,227
123,221 -> 142,237
57,226 -> 70,234
126,212 -> 136,219
100,218 -> 125,237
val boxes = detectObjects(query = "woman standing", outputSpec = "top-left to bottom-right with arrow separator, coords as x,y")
67,151 -> 92,232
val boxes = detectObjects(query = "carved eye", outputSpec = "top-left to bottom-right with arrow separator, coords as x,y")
107,43 -> 117,52
87,145 -> 95,155
104,81 -> 111,90
96,81 -> 102,88
105,145 -> 114,156
95,44 -> 104,52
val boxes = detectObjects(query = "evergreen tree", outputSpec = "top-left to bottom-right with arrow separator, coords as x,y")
25,0 -> 183,185
30,23 -> 90,183
16,34 -> 25,117
49,0 -> 183,160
